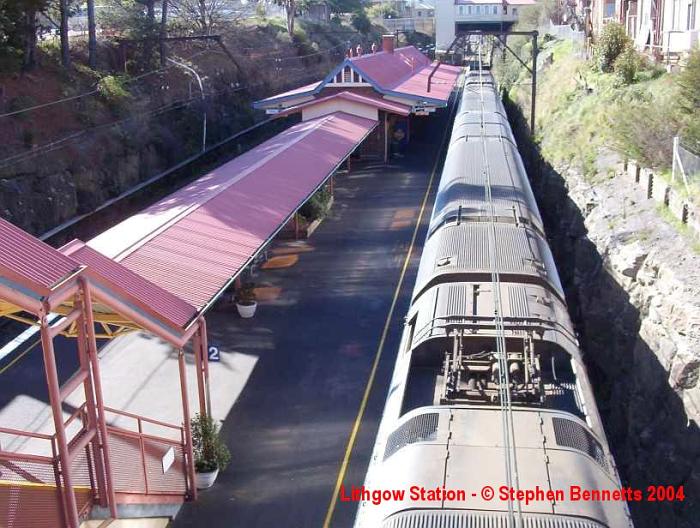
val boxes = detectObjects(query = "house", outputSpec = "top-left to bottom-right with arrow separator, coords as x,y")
589,0 -> 699,55
435,0 -> 536,53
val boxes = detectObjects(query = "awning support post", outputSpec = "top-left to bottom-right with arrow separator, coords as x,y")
194,320 -> 210,417
40,317 -> 80,528
178,349 -> 198,500
81,279 -> 117,517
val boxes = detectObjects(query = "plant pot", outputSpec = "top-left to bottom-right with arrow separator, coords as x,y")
196,468 -> 219,489
236,301 -> 257,318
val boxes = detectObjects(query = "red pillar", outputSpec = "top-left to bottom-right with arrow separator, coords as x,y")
193,322 -> 209,417
178,349 -> 197,500
81,279 -> 117,517
40,318 -> 80,528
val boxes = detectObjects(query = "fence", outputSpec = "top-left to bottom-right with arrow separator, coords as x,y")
0,425 -> 94,528
673,136 -> 700,191
103,407 -> 188,498
0,405 -> 190,527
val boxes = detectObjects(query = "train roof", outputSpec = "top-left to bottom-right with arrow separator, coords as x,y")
357,407 -> 630,528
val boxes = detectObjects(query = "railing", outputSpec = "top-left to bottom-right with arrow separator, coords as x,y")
103,407 -> 189,498
0,426 -> 93,528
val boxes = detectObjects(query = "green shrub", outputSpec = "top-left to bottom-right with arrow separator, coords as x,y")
299,186 -> 331,221
613,46 -> 640,85
351,9 -> 371,34
594,22 -> 629,72
677,48 -> 700,112
367,4 -> 398,19
191,413 -> 231,473
97,75 -> 130,101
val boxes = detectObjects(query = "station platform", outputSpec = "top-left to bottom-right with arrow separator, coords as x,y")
170,110 -> 451,527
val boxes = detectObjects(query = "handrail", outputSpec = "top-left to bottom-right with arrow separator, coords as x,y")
411,313 -> 578,346
0,426 -> 54,441
0,449 -> 54,464
105,425 -> 183,447
103,406 -> 183,432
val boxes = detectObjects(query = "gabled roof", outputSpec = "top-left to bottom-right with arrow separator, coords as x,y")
277,91 -> 411,117
88,112 -> 378,313
0,218 -> 82,298
344,47 -> 461,103
60,240 -> 198,332
254,46 -> 461,109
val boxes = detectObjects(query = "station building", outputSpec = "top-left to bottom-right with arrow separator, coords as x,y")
254,35 -> 461,162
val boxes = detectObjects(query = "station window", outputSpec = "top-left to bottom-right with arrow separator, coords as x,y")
512,7 -> 518,15
458,5 -> 465,15
492,5 -> 498,14
467,5 -> 473,14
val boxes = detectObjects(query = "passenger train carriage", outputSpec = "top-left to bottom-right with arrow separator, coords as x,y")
353,69 -> 633,527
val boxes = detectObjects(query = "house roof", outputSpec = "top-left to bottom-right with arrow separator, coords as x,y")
254,46 -> 461,109
88,112 -> 377,313
277,91 -> 412,117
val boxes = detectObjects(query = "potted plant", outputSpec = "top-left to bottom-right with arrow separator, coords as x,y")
191,413 -> 231,490
235,283 -> 257,318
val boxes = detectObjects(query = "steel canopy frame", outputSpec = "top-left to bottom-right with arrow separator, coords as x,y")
444,30 -> 539,135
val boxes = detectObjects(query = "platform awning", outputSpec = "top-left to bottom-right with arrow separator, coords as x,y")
0,218 -> 83,312
60,240 -> 199,340
0,217 -> 200,346
88,111 -> 378,313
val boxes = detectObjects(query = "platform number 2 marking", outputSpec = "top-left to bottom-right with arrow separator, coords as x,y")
208,345 -> 220,362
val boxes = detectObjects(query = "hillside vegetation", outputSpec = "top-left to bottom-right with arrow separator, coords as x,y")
495,19 -> 700,187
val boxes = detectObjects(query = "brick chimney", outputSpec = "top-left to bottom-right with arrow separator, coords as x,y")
382,34 -> 395,54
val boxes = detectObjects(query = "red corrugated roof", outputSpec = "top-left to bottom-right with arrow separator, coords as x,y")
350,48 -> 462,102
0,218 -> 81,294
88,112 -> 377,312
278,91 -> 411,117
256,47 -> 461,108
60,240 -> 197,330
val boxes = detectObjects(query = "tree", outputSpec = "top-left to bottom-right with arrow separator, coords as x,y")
350,9 -> 370,34
272,0 -> 296,36
170,0 -> 226,34
87,0 -> 97,68
58,0 -> 70,67
0,0 -> 56,71
160,0 -> 168,66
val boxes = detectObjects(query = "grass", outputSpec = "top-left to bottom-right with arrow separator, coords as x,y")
656,204 -> 700,253
504,39 -> 675,180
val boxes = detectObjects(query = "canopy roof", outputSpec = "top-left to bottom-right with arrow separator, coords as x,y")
0,217 -> 82,302
89,111 -> 377,313
0,218 -> 199,346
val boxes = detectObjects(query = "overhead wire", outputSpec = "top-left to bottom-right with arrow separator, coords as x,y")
475,36 -> 523,528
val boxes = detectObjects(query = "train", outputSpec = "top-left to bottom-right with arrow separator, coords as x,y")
353,67 -> 634,527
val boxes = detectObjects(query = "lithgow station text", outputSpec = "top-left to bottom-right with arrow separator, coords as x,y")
339,485 -> 686,506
